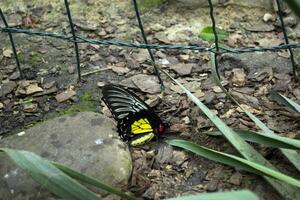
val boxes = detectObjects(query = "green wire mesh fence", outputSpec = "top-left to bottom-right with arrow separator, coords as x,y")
0,0 -> 299,85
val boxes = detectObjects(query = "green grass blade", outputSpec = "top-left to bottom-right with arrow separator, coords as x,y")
168,139 -> 300,188
158,65 -> 300,199
167,190 -> 259,200
281,149 -> 300,171
206,129 -> 300,149
0,148 -> 101,200
284,0 -> 300,17
210,50 -> 300,173
270,90 -> 300,112
52,162 -> 138,200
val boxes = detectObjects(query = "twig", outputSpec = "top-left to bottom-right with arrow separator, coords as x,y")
81,67 -> 111,77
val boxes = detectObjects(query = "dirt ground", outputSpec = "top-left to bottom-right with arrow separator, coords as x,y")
1,0 -> 300,199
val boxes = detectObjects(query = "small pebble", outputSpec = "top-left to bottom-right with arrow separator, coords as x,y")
263,13 -> 273,22
182,116 -> 190,124
97,82 -> 106,87
17,131 -> 26,136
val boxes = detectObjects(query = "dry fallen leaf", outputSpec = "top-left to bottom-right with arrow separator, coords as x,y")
3,49 -> 13,58
237,104 -> 262,114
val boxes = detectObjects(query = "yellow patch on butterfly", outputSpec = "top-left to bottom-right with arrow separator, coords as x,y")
130,132 -> 155,146
131,118 -> 153,134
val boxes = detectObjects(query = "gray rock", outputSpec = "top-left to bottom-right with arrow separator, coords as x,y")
205,180 -> 218,192
170,63 -> 194,76
229,172 -> 243,186
0,13 -> 22,27
0,81 -> 17,97
155,144 -> 173,165
275,16 -> 298,28
120,74 -> 161,94
131,74 -> 161,94
231,68 -> 246,87
244,22 -> 275,32
231,91 -> 260,107
220,52 -> 292,74
33,86 -> 58,97
8,71 -> 20,80
0,112 -> 132,199
73,19 -> 98,31
55,89 -> 76,102
132,49 -> 149,63
286,27 -> 297,40
154,144 -> 188,166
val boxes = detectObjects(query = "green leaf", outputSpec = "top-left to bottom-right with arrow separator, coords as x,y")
167,139 -> 300,188
157,63 -> 300,199
0,148 -> 139,200
284,0 -> 300,17
21,98 -> 33,104
206,129 -> 300,150
210,49 -> 300,174
0,148 -> 101,200
167,190 -> 259,200
199,26 -> 229,42
52,162 -> 138,200
270,89 -> 300,112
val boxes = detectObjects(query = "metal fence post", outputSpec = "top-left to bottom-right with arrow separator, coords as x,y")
64,0 -> 81,81
0,8 -> 23,79
275,0 -> 299,80
132,0 -> 164,89
207,0 -> 220,79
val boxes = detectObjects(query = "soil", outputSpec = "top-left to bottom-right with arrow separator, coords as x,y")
1,0 -> 300,200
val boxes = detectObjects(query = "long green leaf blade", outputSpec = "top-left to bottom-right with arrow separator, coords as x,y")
0,148 -> 101,200
206,129 -> 300,149
209,49 -> 300,198
52,162 -> 138,200
158,64 -> 300,199
168,139 -> 300,188
270,90 -> 300,112
168,190 -> 259,200
210,50 -> 300,173
284,0 -> 300,17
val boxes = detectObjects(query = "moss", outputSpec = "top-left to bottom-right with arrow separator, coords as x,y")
123,157 -> 133,176
138,0 -> 166,11
59,102 -> 95,115
79,92 -> 93,101
59,92 -> 97,116
17,51 -> 26,63
29,54 -> 43,64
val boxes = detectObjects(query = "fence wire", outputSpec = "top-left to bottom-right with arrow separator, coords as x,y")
0,0 -> 299,83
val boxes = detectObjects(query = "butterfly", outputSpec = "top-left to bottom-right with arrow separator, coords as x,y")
101,84 -> 166,146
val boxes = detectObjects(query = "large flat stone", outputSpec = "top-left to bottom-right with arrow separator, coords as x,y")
0,112 -> 132,199
0,81 -> 17,97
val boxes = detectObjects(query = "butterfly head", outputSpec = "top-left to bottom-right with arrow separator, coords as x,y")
154,123 -> 165,135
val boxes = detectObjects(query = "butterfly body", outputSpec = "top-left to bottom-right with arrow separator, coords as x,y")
102,84 -> 165,146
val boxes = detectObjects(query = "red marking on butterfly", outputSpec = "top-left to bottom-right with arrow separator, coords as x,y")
155,123 -> 165,134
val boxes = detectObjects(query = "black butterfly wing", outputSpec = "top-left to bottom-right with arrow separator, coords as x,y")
102,84 -> 165,145
117,111 -> 159,141
102,84 -> 151,120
